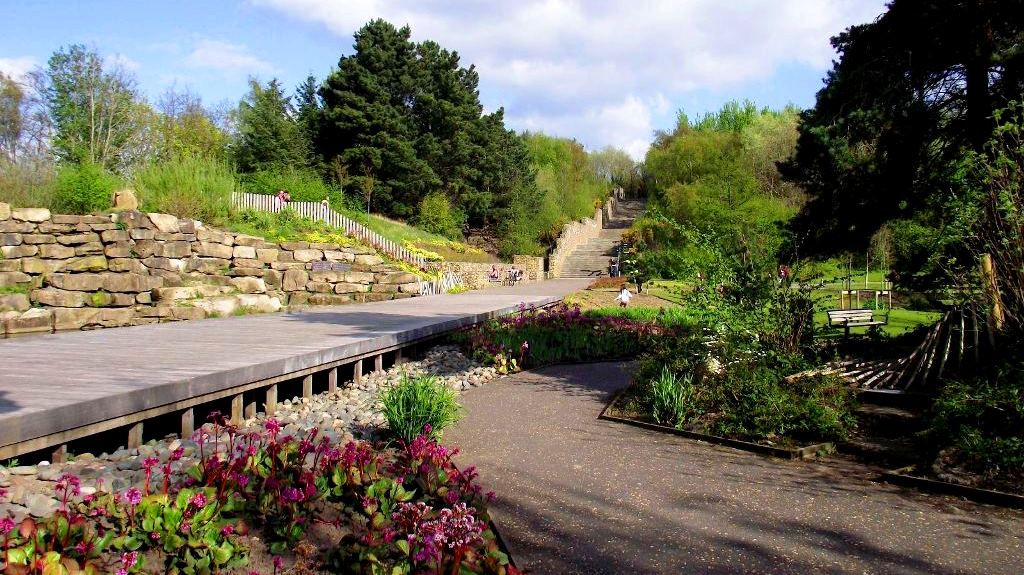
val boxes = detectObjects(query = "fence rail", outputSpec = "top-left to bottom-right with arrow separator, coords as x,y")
232,192 -> 426,269
418,271 -> 464,296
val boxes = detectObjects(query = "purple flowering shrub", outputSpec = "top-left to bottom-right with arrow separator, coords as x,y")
1,415 -> 515,574
456,303 -> 666,368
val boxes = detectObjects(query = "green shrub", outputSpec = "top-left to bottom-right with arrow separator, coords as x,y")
53,162 -> 119,214
381,374 -> 462,443
416,191 -> 465,240
242,167 -> 348,208
0,158 -> 56,209
648,367 -> 695,426
134,156 -> 235,221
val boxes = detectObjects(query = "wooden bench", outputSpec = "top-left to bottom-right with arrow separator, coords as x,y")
827,309 -> 888,337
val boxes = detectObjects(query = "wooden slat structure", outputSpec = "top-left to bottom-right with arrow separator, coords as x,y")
232,192 -> 427,269
0,280 -> 588,460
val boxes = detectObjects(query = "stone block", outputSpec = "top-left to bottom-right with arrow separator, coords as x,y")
232,258 -> 263,269
86,291 -> 114,307
232,245 -> 256,259
21,234 -> 55,245
375,271 -> 419,284
5,308 -> 53,335
190,296 -> 239,317
89,223 -> 117,231
0,293 -> 30,312
103,272 -> 162,293
56,232 -> 100,245
0,259 -> 21,272
236,293 -> 282,313
47,273 -> 105,291
75,242 -> 105,255
287,292 -> 309,305
129,228 -> 155,240
101,229 -> 130,243
143,257 -> 186,273
146,213 -> 180,233
358,292 -> 393,303
115,211 -> 152,229
169,305 -> 207,321
283,269 -> 309,291
37,244 -> 74,259
276,251 -> 295,263
233,235 -> 264,247
393,292 -> 415,299
308,294 -> 352,306
334,282 -> 370,294
194,242 -> 233,259
0,233 -> 22,246
0,271 -> 30,287
256,248 -> 279,263
148,269 -> 183,286
0,202 -> 9,220
398,282 -> 422,293
309,270 -> 345,283
323,250 -> 354,262
196,228 -> 233,246
52,215 -> 108,225
271,262 -> 304,271
112,188 -> 138,211
136,305 -> 171,319
178,219 -> 197,234
97,308 -> 134,326
230,276 -> 267,294
291,249 -> 323,263
135,291 -> 152,304
108,293 -> 137,307
108,258 -> 146,274
0,220 -> 34,233
185,256 -> 230,274
21,258 -> 60,274
371,283 -> 399,293
310,282 -> 333,293
194,274 -> 233,287
228,267 -> 264,277
262,270 -> 282,287
153,286 -> 200,302
11,208 -> 50,222
154,232 -> 189,241
155,241 -> 191,258
344,271 -> 375,284
279,241 -> 309,250
133,239 -> 157,258
1,245 -> 38,258
103,241 -> 134,258
32,288 -> 87,307
64,255 -> 108,272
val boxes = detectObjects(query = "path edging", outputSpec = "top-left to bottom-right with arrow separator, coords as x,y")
880,466 -> 1024,509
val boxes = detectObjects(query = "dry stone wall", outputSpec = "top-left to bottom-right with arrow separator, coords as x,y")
0,203 -> 421,337
429,256 -> 545,291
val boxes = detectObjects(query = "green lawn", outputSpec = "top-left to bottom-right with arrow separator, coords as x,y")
813,307 -> 942,337
344,211 -> 494,263
643,279 -> 691,305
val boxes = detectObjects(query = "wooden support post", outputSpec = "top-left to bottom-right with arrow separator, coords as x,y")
394,348 -> 404,366
127,422 -> 143,449
266,384 -> 278,416
181,408 -> 194,439
374,354 -> 383,372
244,401 -> 256,420
353,359 -> 363,384
302,374 -> 313,398
328,367 -> 338,393
51,444 -> 68,464
231,393 -> 244,425
980,253 -> 1004,343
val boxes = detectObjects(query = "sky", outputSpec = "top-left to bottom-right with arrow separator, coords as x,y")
0,0 -> 888,160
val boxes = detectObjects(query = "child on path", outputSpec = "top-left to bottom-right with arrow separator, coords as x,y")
615,286 -> 633,307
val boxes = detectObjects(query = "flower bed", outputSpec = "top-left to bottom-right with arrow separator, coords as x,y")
0,415 -> 517,575
453,303 -> 668,372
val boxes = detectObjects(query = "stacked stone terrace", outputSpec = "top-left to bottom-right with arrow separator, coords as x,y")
0,202 -> 421,337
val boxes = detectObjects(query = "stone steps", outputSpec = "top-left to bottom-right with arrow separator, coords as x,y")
555,199 -> 645,278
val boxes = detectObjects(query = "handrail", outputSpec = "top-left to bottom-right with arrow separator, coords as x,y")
231,192 -> 426,269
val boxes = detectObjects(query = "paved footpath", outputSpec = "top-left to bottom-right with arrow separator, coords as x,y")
0,279 -> 588,455
446,363 -> 1024,575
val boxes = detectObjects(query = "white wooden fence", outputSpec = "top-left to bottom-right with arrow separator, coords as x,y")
232,192 -> 427,269
418,271 -> 464,296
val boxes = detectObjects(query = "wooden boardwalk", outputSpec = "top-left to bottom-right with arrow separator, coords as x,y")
0,279 -> 588,459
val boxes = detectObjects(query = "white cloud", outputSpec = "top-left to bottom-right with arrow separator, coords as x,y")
0,56 -> 37,82
185,39 -> 275,74
253,0 -> 887,157
109,53 -> 141,72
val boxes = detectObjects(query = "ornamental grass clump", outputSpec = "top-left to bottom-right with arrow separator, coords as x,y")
382,374 -> 462,443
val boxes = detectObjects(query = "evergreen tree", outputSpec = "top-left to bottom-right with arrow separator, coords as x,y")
232,78 -> 306,173
294,74 -> 322,170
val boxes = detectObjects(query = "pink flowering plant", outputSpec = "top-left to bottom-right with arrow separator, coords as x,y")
2,413 -> 515,574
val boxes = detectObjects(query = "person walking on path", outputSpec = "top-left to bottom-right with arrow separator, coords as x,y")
615,286 -> 633,308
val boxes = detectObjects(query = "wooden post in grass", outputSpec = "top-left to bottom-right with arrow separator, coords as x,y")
980,253 -> 1004,344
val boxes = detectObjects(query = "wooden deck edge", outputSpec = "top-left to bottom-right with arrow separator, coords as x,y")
880,466 -> 1024,509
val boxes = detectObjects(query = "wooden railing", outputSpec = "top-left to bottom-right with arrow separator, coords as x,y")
232,192 -> 427,269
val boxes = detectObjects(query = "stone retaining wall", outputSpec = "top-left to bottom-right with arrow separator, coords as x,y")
429,256 -> 545,291
549,196 -> 619,278
0,203 -> 420,337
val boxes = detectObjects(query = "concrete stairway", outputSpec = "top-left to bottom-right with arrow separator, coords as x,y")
557,199 -> 645,278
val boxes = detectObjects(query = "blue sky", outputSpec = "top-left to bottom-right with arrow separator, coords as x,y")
1,1 -> 888,159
